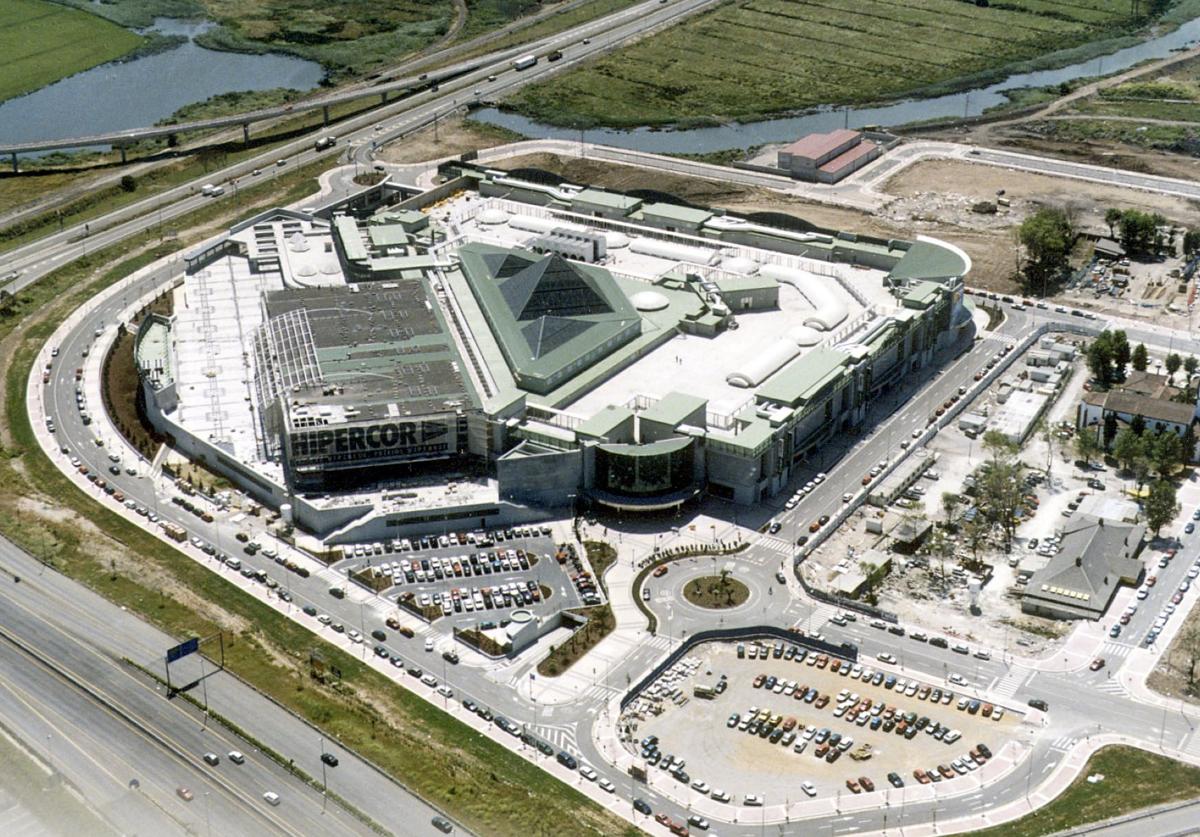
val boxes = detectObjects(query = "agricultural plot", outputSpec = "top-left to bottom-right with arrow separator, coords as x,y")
0,0 -> 143,104
508,0 -> 1156,127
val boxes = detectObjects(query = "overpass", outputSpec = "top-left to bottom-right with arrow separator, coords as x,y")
0,53 -> 505,170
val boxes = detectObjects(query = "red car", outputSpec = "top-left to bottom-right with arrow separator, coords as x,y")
653,565 -> 668,578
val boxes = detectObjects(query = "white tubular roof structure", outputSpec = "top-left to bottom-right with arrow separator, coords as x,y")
629,237 -> 721,266
759,263 -> 848,331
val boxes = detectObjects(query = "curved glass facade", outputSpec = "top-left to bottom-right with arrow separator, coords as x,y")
595,437 -> 694,498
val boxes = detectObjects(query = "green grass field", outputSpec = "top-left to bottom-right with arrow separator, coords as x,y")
972,746 -> 1200,837
0,0 -> 144,103
508,0 -> 1171,127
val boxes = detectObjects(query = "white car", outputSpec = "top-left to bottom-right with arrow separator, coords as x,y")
424,637 -> 435,652
598,778 -> 615,793
691,780 -> 710,794
948,673 -> 967,686
743,794 -> 763,806
578,765 -> 598,781
347,630 -> 363,643
800,781 -> 817,797
710,789 -> 731,803
877,653 -> 896,664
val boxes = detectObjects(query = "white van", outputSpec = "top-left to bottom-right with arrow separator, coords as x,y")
262,791 -> 280,806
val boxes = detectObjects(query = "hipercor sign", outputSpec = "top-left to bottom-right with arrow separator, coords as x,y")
288,417 -> 454,467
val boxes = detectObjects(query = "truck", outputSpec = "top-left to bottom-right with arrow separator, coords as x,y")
162,522 -> 187,542
513,54 -> 537,70
693,684 -> 716,699
200,184 -> 224,197
628,760 -> 647,782
315,136 -> 337,151
547,49 -> 563,62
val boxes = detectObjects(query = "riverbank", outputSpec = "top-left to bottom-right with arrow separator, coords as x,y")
1,0 -> 144,104
504,0 -> 1200,131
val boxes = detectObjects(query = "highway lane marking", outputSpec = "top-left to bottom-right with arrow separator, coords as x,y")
0,589 -> 305,834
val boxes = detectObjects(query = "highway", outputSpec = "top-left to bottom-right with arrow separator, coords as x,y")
0,535 -> 475,837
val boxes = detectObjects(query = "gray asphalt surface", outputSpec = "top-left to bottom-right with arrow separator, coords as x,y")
0,536 -> 473,837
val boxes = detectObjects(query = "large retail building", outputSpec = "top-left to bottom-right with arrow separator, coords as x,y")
135,163 -> 973,541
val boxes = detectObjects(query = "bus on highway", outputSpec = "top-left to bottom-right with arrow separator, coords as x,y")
512,54 -> 537,70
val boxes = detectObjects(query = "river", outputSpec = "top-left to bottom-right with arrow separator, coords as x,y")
0,18 -> 324,147
473,17 -> 1200,154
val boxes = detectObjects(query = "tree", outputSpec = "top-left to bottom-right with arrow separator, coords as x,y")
941,492 -> 961,523
1151,431 -> 1184,478
1132,343 -> 1149,372
1104,207 -> 1123,239
1075,428 -> 1102,465
1019,208 -> 1074,293
1184,229 -> 1200,259
1114,208 -> 1163,256
1103,413 -> 1119,447
1167,353 -> 1183,382
1186,356 -> 1199,379
1176,620 -> 1200,696
1039,418 -> 1057,478
119,174 -> 137,193
1112,331 -> 1131,382
1112,428 -> 1147,472
1145,479 -> 1180,537
983,430 -> 1018,463
1086,338 -> 1115,388
963,515 -> 990,562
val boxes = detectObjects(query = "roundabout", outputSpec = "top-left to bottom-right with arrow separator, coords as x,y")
682,574 -> 750,609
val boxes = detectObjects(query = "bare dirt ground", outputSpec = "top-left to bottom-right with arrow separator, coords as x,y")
378,117 -> 522,165
884,159 -> 1200,232
1147,604 -> 1200,706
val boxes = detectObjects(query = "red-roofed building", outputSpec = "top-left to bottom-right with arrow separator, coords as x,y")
777,129 -> 881,183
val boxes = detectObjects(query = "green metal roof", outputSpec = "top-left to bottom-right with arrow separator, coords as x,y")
572,188 -> 642,212
368,225 -> 411,248
901,280 -> 943,309
597,436 -> 693,457
713,417 -> 774,453
888,240 -> 968,282
640,202 -> 712,226
334,215 -> 367,263
457,242 -> 641,394
640,392 -> 707,428
576,405 -> 634,440
756,346 -> 850,408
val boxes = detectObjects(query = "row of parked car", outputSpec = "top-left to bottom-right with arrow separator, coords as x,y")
911,743 -> 993,785
408,580 -> 544,616
338,526 -> 553,561
370,549 -> 536,587
559,542 -> 602,605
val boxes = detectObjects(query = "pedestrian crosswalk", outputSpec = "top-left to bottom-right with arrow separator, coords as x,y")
1092,679 -> 1128,697
1180,731 -> 1200,759
1049,735 -> 1078,752
535,723 -> 578,754
1099,641 -> 1133,660
990,668 -> 1028,699
756,535 -> 794,556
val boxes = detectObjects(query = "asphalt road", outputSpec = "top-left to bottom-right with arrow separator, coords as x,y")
0,535 -> 475,837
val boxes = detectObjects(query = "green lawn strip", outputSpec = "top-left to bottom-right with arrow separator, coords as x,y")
0,166 -> 636,837
0,0 -> 144,103
505,0 -> 1171,128
1071,98 -> 1200,122
970,745 -> 1200,837
582,539 -> 616,594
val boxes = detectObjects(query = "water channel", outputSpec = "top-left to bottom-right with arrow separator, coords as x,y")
473,17 -> 1200,154
0,18 -> 324,147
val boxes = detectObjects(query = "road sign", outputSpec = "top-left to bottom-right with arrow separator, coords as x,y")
166,637 -> 199,663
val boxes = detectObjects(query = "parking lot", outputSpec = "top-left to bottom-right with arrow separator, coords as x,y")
627,641 -> 1016,802
332,528 -> 589,628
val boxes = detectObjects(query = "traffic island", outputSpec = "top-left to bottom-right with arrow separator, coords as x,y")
682,574 -> 749,609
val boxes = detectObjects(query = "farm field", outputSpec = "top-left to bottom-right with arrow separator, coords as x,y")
0,0 -> 144,104
508,0 -> 1173,128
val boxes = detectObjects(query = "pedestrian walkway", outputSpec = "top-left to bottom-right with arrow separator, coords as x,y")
754,534 -> 793,557
1099,640 -> 1134,660
1049,735 -> 1079,752
989,667 -> 1029,699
